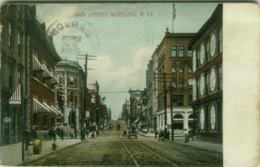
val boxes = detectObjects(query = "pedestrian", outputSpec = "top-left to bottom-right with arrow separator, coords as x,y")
158,130 -> 164,142
60,128 -> 64,141
184,129 -> 189,143
24,127 -> 31,151
155,130 -> 158,139
31,126 -> 38,140
49,127 -> 56,142
70,128 -> 74,139
123,129 -> 127,137
86,129 -> 89,138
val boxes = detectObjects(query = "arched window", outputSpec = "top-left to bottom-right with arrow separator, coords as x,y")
179,67 -> 184,73
69,74 -> 74,86
171,68 -> 176,73
188,67 -> 192,73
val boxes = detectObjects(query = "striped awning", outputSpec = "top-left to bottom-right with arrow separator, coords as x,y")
33,98 -> 49,113
42,102 -> 56,115
43,66 -> 52,79
9,84 -> 21,105
51,105 -> 63,116
32,55 -> 44,71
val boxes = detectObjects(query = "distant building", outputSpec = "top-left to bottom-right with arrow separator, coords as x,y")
55,59 -> 85,137
190,4 -> 223,142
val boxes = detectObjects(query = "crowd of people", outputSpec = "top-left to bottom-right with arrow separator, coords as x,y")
154,127 -> 195,143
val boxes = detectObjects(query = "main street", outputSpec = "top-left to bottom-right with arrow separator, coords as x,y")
23,120 -> 223,166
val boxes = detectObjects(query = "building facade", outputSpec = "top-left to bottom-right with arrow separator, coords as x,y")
154,29 -> 195,133
25,5 -> 62,134
0,4 -> 26,145
55,59 -> 85,137
190,4 -> 223,142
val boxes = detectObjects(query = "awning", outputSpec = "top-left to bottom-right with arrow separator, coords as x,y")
43,65 -> 52,79
51,105 -> 63,116
33,98 -> 49,113
42,102 -> 56,115
9,84 -> 21,105
32,55 -> 44,71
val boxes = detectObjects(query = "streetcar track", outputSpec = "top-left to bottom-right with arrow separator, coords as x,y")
121,138 -> 179,167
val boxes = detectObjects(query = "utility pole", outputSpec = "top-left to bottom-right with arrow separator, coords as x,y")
77,54 -> 96,140
170,82 -> 174,141
163,73 -> 167,132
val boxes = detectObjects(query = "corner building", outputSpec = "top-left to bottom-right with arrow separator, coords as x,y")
190,4 -> 223,143
155,30 -> 195,132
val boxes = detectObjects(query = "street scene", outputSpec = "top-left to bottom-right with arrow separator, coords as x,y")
1,1 -> 259,167
22,120 -> 222,166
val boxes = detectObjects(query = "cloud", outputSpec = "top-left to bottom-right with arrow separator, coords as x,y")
88,46 -> 152,92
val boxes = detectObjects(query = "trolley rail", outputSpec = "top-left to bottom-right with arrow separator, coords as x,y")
121,138 -> 179,167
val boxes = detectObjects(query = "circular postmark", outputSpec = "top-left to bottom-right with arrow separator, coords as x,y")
46,18 -> 99,57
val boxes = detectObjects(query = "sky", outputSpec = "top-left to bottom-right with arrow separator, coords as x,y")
36,3 -> 218,120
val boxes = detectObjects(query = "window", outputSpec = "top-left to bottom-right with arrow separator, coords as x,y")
43,115 -> 47,126
171,81 -> 177,88
18,69 -> 22,84
171,46 -> 177,57
188,79 -> 193,87
33,114 -> 38,126
17,6 -> 20,20
69,74 -> 74,86
70,91 -> 74,103
219,29 -> 222,53
177,79 -> 184,88
172,95 -> 183,106
8,23 -> 13,47
188,67 -> 192,73
188,46 -> 192,57
9,62 -> 14,88
206,41 -> 210,61
179,67 -> 184,73
218,65 -> 222,90
18,33 -> 21,54
171,68 -> 176,73
178,46 -> 184,57
189,95 -> 193,105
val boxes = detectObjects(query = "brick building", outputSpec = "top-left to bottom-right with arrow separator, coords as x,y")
153,30 -> 195,132
0,4 -> 26,145
25,5 -> 62,134
190,4 -> 223,142
55,59 -> 85,137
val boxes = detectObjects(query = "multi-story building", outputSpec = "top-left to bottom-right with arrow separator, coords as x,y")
190,4 -> 222,142
0,4 -> 26,145
25,5 -> 62,134
145,60 -> 153,130
88,81 -> 101,125
155,29 -> 195,132
55,59 -> 85,137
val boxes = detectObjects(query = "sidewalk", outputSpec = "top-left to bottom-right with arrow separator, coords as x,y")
139,132 -> 223,153
0,136 -> 92,166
